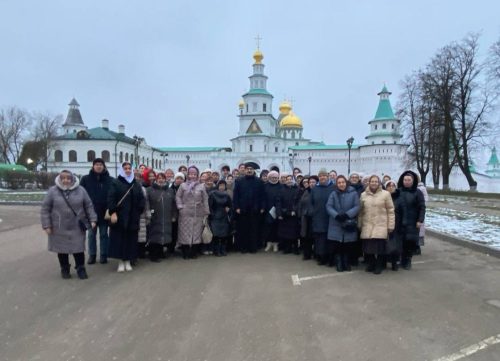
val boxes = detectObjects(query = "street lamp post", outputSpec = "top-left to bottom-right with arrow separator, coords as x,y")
186,155 -> 190,166
308,156 -> 312,175
288,152 -> 297,172
346,136 -> 354,175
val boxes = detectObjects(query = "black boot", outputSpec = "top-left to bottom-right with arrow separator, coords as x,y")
181,245 -> 189,260
60,265 -> 71,279
402,257 -> 412,270
365,255 -> 375,272
87,255 -> 96,265
317,255 -> 326,266
99,255 -> 108,264
373,256 -> 384,275
76,266 -> 88,279
213,241 -> 221,257
335,254 -> 344,272
342,254 -> 351,272
390,254 -> 399,271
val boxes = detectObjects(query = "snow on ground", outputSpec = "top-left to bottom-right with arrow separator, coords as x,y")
426,207 -> 500,250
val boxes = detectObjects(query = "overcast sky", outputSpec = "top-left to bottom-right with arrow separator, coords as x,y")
1,1 -> 499,157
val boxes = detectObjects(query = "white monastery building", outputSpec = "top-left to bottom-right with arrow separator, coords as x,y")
47,48 -> 500,192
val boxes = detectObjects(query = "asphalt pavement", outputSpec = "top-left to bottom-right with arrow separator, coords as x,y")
0,205 -> 499,361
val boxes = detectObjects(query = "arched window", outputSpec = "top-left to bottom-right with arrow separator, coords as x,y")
391,124 -> 395,129
69,150 -> 77,162
125,153 -> 129,162
130,154 -> 134,165
87,150 -> 96,162
375,124 -> 378,130
159,160 -> 162,169
382,123 -> 387,129
101,150 -> 110,162
119,151 -> 123,163
54,150 -> 63,162
382,140 -> 386,144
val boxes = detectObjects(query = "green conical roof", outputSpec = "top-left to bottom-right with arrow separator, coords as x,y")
487,147 -> 498,166
373,85 -> 395,120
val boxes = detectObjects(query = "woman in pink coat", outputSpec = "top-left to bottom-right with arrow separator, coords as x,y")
175,166 -> 210,259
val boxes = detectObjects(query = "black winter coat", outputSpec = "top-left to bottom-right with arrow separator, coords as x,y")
262,182 -> 283,224
233,175 -> 264,215
146,183 -> 177,245
397,171 -> 426,242
209,190 -> 232,238
107,176 -> 145,231
277,184 -> 300,240
309,182 -> 335,233
80,169 -> 112,220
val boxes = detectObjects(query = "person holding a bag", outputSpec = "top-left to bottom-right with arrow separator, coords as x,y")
208,180 -> 232,256
107,162 -> 146,272
325,175 -> 360,272
41,170 -> 97,279
146,172 -> 177,262
175,166 -> 210,259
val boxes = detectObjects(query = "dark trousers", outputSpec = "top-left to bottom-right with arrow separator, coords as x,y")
87,220 -> 109,257
236,213 -> 260,253
402,235 -> 418,262
281,238 -> 299,254
212,236 -> 229,255
149,243 -> 163,261
58,253 -> 85,269
301,236 -> 314,259
167,222 -> 178,254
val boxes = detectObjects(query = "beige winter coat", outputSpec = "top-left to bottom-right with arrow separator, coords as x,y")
358,186 -> 395,240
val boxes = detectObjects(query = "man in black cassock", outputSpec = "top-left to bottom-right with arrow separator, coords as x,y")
233,162 -> 264,253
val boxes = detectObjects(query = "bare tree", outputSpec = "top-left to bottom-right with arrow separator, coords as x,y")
397,72 -> 432,184
447,34 -> 495,191
0,106 -> 31,163
30,112 -> 63,170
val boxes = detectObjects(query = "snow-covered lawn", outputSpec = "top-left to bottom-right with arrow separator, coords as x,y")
426,207 -> 500,250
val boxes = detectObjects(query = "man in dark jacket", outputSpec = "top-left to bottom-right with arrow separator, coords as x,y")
310,168 -> 335,265
80,158 -> 113,264
397,170 -> 426,270
233,162 -> 264,253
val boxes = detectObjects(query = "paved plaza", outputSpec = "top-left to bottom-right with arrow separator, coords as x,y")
0,205 -> 499,361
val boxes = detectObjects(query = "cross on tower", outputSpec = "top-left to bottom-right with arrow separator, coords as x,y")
255,34 -> 262,49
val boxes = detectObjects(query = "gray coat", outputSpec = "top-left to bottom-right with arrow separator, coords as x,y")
175,181 -> 210,245
146,183 -> 178,245
41,175 -> 97,254
325,186 -> 360,242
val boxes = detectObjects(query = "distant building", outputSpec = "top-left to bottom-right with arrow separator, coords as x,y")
48,99 -> 165,177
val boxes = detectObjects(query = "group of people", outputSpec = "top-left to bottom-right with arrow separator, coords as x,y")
40,158 -> 427,280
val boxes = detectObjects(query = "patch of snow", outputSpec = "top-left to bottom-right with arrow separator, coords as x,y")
427,207 -> 500,250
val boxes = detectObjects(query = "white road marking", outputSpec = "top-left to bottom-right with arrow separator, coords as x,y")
291,259 -> 438,286
291,271 -> 357,286
487,299 -> 500,309
291,274 -> 301,286
432,333 -> 500,361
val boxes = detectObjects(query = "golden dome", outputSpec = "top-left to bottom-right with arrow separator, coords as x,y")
279,101 -> 292,115
253,49 -> 264,64
280,111 -> 303,128
238,99 -> 245,109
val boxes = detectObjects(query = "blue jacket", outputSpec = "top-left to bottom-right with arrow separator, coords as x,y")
309,181 -> 335,233
326,186 -> 360,242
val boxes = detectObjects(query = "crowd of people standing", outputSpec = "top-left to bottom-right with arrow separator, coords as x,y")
41,158 -> 426,279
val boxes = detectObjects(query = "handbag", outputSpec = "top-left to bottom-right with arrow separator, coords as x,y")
341,218 -> 358,232
105,184 -> 134,222
202,216 -> 213,244
59,190 -> 88,232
